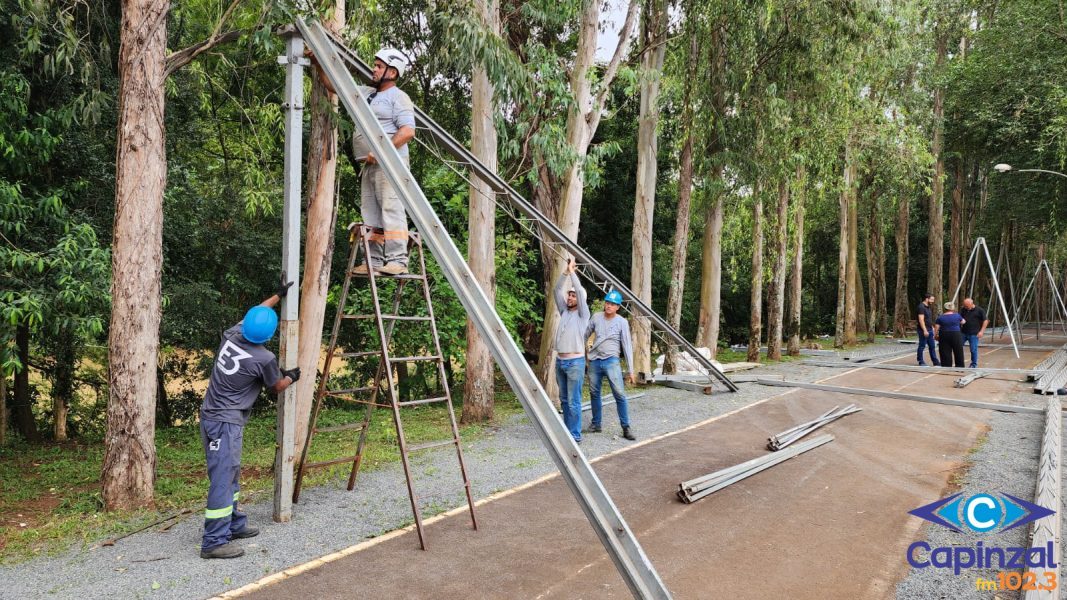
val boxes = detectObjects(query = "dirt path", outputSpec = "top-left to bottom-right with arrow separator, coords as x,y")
233,337 -> 1052,599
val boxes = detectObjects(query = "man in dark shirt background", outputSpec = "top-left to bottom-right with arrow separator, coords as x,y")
916,293 -> 940,366
960,297 -> 989,368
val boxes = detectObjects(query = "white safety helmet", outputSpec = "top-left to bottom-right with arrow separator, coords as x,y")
374,47 -> 409,79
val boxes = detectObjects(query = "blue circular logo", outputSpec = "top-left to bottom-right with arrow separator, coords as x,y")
964,494 -> 1002,532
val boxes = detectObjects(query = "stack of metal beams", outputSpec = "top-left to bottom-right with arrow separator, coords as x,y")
1033,347 -> 1067,394
677,435 -> 834,504
767,405 -> 860,451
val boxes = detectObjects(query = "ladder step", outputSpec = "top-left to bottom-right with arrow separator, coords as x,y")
389,355 -> 441,363
315,422 -> 367,434
302,455 -> 359,470
327,386 -> 375,396
335,350 -> 380,359
398,396 -> 449,407
343,314 -> 432,322
348,270 -> 424,281
407,439 -> 457,453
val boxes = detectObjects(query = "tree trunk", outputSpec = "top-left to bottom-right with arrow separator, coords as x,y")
948,157 -> 963,298
12,324 -> 40,442
534,0 -> 637,393
156,361 -> 174,427
927,29 -> 947,303
52,335 -> 76,441
696,19 -> 726,357
664,29 -> 699,373
747,184 -> 764,362
767,179 -> 789,360
893,195 -> 911,337
461,0 -> 500,424
103,0 -> 168,510
835,149 -> 854,348
846,166 -> 861,344
631,0 -> 666,378
786,165 -> 806,356
293,2 -> 344,460
0,368 -> 6,446
865,189 -> 885,341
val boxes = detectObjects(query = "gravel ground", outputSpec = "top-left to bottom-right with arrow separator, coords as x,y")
894,408 -> 1046,600
3,341 -> 1035,600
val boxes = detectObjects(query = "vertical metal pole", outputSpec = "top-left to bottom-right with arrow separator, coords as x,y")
950,240 -> 980,306
274,28 -> 305,523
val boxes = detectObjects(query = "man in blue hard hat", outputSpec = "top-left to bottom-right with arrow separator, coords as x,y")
198,276 -> 300,559
584,290 -> 637,441
554,257 -> 590,444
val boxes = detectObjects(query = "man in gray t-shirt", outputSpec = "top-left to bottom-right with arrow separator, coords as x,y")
554,258 -> 590,443
308,47 -> 416,276
199,279 -> 300,560
584,290 -> 636,440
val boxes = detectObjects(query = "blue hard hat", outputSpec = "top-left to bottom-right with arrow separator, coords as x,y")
242,306 -> 278,344
604,290 -> 623,305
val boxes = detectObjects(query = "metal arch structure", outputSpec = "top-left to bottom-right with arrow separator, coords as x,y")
948,237 -> 1019,358
317,27 -> 735,393
294,18 -> 671,599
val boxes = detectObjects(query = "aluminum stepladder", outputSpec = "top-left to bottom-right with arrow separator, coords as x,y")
292,222 -> 477,550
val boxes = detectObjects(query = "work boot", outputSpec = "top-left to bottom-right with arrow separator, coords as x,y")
622,426 -> 636,441
353,263 -> 376,276
378,262 -> 408,276
200,542 -> 245,559
231,526 -> 259,539
587,424 -> 602,433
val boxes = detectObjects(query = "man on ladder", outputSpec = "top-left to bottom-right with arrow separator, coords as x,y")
309,46 -> 416,275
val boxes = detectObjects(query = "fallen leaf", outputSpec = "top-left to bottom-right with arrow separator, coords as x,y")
151,581 -> 160,590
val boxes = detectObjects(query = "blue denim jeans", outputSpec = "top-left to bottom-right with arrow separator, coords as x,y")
966,334 -> 980,368
917,328 -> 940,365
556,356 -> 585,442
588,357 -> 630,428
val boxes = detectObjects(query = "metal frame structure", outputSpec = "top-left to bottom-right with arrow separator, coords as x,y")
318,27 -> 735,393
295,18 -> 670,598
949,237 -> 1019,358
1010,259 -> 1067,339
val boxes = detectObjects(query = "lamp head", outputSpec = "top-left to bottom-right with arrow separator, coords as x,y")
993,163 -> 1013,173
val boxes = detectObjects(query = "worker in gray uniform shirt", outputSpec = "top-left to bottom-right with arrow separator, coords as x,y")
199,277 -> 300,559
584,290 -> 636,441
554,258 -> 590,443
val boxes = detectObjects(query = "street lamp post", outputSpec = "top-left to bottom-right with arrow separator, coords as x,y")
994,163 -> 1067,180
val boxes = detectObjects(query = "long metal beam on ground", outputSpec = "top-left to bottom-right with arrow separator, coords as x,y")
754,379 -> 1046,414
296,19 -> 670,599
801,360 -> 1042,376
318,28 -> 736,393
1023,396 -> 1062,600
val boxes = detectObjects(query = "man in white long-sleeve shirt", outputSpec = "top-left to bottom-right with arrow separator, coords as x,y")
584,290 -> 636,441
554,258 -> 589,443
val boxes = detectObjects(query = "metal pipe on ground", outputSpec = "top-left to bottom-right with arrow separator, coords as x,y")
768,405 -> 861,451
677,435 -> 834,504
754,379 -> 1046,414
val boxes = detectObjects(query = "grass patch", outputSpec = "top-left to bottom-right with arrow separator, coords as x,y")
0,389 -> 525,564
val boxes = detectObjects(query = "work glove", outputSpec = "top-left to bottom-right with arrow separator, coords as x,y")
276,274 -> 294,299
282,367 -> 301,383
